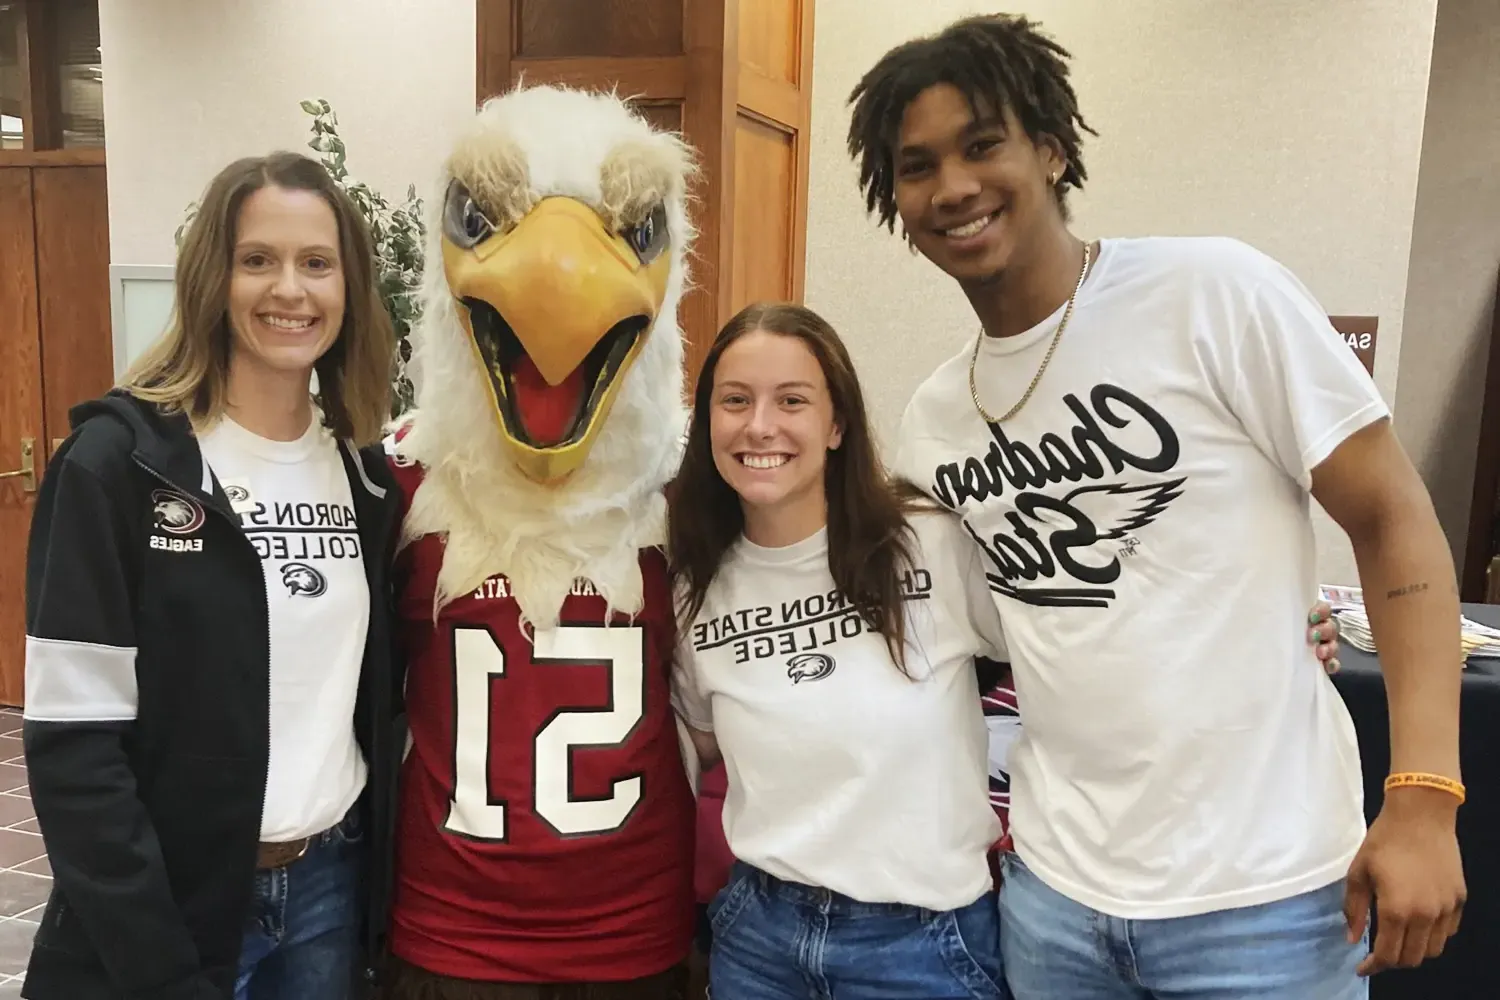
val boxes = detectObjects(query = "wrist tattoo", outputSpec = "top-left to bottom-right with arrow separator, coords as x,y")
1387,582 -> 1429,600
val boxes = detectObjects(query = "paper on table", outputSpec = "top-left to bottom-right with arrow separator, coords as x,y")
1317,584 -> 1500,664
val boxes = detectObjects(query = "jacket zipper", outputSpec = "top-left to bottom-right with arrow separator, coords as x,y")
361,456 -> 398,991
133,456 -> 274,837
139,448 -> 393,988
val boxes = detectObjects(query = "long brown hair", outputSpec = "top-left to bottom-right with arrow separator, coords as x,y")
121,151 -> 393,445
667,302 -> 929,673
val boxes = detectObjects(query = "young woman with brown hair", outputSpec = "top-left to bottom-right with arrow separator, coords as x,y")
668,301 -> 1345,1000
22,151 -> 403,1000
669,300 -> 1009,998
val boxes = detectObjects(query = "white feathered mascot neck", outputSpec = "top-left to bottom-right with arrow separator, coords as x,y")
393,85 -> 694,630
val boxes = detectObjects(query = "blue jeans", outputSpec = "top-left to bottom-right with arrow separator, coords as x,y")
708,861 -> 1008,1000
998,852 -> 1368,999
235,807 -> 365,1000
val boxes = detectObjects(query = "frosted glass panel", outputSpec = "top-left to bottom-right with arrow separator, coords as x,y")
110,266 -> 176,378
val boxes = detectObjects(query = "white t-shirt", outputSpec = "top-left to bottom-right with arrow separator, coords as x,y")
894,236 -> 1385,920
672,510 -> 1006,912
198,414 -> 370,841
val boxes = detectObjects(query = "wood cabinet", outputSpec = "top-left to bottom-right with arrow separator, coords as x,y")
476,0 -> 816,383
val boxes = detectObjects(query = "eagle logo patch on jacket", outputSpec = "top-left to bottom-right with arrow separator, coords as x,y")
151,489 -> 205,536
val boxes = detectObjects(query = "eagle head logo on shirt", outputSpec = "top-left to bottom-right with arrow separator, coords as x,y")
282,562 -> 328,598
787,652 -> 836,685
151,489 -> 205,535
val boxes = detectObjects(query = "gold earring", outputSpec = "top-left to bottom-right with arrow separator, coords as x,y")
1049,171 -> 1058,185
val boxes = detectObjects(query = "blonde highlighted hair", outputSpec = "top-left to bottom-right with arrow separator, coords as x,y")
121,151 -> 394,445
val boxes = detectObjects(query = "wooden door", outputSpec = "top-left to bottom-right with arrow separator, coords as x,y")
0,163 -> 113,707
35,166 -> 113,450
726,0 -> 815,324
0,169 -> 46,708
476,0 -> 816,387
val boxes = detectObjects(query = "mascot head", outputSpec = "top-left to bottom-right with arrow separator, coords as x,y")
395,84 -> 695,627
438,90 -> 690,484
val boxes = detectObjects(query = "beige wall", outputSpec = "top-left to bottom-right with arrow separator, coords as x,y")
803,0 -> 1440,584
99,0 -> 476,266
97,0 -> 1488,586
1394,0 -> 1500,569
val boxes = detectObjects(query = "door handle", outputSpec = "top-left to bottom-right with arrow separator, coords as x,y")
0,438 -> 36,494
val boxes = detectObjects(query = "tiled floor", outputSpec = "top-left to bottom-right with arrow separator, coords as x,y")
0,708 -> 39,997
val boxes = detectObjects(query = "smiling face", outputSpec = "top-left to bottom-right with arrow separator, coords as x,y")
892,83 -> 1065,285
709,329 -> 843,525
226,185 -> 346,385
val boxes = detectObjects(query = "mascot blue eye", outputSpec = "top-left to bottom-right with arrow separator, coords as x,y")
628,218 -> 653,253
463,202 -> 489,240
625,204 -> 669,264
442,180 -> 495,249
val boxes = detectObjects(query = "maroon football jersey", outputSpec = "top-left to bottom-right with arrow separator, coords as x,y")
387,459 -> 696,982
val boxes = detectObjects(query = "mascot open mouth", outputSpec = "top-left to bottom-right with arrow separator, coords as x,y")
440,190 -> 673,483
466,298 -> 648,448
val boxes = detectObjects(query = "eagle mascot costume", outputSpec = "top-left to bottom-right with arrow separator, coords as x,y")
381,84 -> 700,997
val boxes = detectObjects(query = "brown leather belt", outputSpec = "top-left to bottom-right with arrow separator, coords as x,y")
256,810 -> 356,870
255,837 -> 314,870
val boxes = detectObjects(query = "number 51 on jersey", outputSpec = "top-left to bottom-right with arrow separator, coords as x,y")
444,624 -> 648,841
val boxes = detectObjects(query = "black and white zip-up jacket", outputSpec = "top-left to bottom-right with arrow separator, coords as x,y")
21,389 -> 404,1000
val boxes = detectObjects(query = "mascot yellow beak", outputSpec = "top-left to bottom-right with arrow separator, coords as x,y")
442,194 -> 672,483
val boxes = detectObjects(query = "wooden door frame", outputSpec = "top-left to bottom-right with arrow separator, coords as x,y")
1,149 -> 105,167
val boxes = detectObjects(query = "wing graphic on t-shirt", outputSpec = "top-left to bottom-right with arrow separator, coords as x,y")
1052,478 -> 1186,541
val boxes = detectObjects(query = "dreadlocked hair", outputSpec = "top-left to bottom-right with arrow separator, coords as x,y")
847,13 -> 1098,231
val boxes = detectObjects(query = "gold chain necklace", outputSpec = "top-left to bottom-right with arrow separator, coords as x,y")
968,240 -> 1093,424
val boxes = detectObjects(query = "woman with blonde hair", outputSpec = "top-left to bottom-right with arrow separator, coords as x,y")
22,151 -> 403,1000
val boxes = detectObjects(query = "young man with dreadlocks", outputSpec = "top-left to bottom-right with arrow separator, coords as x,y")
857,13 -> 1466,1000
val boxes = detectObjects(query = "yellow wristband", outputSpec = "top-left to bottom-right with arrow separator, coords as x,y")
1383,772 -> 1466,804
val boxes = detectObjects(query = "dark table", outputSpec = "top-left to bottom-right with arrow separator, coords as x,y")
1332,602 -> 1500,1000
